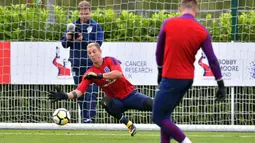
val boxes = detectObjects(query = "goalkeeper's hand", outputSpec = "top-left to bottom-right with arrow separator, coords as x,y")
48,87 -> 68,102
157,67 -> 162,85
215,79 -> 226,101
84,72 -> 103,80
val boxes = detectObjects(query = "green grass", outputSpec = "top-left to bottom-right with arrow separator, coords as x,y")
0,130 -> 254,143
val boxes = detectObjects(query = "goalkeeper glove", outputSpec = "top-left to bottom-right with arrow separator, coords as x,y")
84,72 -> 103,80
215,79 -> 226,101
48,87 -> 68,102
157,67 -> 162,85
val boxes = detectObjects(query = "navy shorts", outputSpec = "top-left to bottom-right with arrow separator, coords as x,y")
152,78 -> 193,118
111,90 -> 150,113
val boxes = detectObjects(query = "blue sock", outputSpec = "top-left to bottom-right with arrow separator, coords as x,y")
119,115 -> 129,125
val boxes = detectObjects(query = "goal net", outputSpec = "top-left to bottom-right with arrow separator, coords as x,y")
0,0 -> 255,132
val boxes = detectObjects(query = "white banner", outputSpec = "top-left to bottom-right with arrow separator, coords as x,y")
10,42 -> 255,86
11,42 -> 74,85
101,42 -> 158,85
102,42 -> 255,86
194,43 -> 255,86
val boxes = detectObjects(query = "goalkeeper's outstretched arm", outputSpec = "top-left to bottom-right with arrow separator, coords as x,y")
66,90 -> 83,99
67,79 -> 91,99
61,68 -> 123,100
48,79 -> 91,102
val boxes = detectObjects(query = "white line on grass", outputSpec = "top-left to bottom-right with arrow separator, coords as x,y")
0,132 -> 254,138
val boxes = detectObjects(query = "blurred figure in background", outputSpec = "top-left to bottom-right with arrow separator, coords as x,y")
61,0 -> 104,123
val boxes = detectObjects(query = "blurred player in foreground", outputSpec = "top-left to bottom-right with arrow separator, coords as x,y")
152,0 -> 226,143
48,42 -> 153,136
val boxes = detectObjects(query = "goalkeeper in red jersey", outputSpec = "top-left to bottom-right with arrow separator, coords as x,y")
152,0 -> 226,143
48,42 -> 153,136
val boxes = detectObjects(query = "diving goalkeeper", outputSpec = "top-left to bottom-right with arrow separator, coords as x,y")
48,42 -> 153,136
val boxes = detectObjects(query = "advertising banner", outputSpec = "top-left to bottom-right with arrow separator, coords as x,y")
11,42 -> 74,85
8,42 -> 255,86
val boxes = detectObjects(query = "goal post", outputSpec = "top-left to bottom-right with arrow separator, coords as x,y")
0,0 -> 255,132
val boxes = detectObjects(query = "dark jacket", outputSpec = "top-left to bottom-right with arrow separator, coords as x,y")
61,18 -> 104,69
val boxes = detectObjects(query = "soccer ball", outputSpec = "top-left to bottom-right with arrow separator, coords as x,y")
52,108 -> 71,126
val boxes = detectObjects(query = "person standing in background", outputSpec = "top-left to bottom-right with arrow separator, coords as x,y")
61,0 -> 104,123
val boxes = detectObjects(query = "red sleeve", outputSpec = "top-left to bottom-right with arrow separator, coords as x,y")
76,68 -> 93,93
107,57 -> 122,72
76,79 -> 91,94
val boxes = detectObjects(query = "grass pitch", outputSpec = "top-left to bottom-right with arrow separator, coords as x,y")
0,130 -> 254,143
